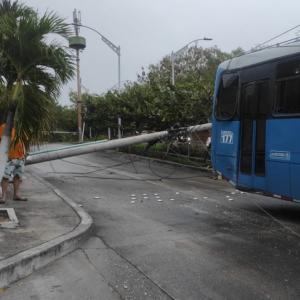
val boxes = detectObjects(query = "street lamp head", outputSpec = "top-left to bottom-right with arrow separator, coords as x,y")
203,37 -> 213,41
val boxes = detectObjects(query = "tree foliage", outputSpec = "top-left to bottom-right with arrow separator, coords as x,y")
59,46 -> 243,138
0,0 -> 74,146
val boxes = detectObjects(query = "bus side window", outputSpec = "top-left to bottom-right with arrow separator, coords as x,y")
275,78 -> 300,114
275,59 -> 300,115
215,73 -> 239,120
257,81 -> 270,117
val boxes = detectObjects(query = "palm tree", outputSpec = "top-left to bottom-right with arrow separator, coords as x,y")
0,0 -> 74,180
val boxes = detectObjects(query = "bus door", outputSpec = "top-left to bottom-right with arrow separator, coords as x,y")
238,80 -> 269,191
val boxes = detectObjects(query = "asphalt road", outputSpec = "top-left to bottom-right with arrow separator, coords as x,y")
3,150 -> 300,300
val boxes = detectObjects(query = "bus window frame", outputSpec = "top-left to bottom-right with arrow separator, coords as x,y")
214,72 -> 239,121
273,64 -> 300,118
243,78 -> 271,119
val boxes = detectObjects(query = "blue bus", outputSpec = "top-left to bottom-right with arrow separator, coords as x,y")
212,45 -> 300,202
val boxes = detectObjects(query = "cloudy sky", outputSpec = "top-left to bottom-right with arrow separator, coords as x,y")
22,0 -> 300,104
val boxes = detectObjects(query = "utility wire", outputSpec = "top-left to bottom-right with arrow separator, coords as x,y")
44,131 -> 210,181
259,36 -> 300,50
49,158 -> 140,175
252,24 -> 300,51
126,152 -> 138,174
73,174 -> 207,181
246,197 -> 300,240
47,150 -> 208,181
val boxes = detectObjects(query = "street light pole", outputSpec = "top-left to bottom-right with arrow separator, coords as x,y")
171,37 -> 212,85
171,51 -> 175,86
73,23 -> 121,92
76,49 -> 83,142
118,46 -> 121,90
70,9 -> 87,143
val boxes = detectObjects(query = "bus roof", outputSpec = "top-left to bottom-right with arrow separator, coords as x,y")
220,43 -> 300,71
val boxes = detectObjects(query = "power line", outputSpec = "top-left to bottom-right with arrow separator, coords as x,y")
252,24 -> 300,51
47,151 -> 209,181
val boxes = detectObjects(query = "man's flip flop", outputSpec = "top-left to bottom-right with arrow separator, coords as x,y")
13,197 -> 28,201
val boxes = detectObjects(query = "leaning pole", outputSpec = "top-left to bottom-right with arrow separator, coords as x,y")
25,123 -> 212,165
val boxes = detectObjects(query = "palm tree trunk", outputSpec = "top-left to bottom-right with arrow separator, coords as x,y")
0,109 -> 15,182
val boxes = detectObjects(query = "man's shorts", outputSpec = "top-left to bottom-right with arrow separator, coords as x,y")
3,159 -> 25,181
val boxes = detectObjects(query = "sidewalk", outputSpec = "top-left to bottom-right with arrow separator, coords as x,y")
0,169 -> 92,288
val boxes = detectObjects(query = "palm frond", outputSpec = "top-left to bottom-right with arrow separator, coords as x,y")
0,0 -> 75,145
13,84 -> 54,147
39,11 -> 72,38
0,0 -> 34,18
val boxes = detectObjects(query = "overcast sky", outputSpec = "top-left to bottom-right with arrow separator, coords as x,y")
22,0 -> 300,105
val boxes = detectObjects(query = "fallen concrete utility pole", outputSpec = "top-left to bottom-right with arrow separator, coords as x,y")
186,123 -> 212,133
26,123 -> 212,165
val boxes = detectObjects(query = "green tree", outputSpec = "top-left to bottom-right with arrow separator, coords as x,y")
138,46 -> 234,128
0,0 -> 74,178
51,104 -> 77,132
65,46 -> 243,137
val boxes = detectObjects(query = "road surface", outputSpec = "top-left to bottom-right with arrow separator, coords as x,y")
2,150 -> 300,299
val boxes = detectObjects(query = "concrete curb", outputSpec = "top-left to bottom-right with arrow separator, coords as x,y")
0,172 -> 93,288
